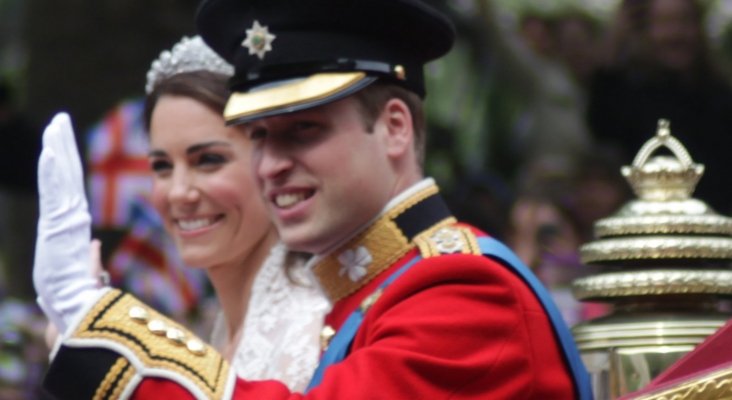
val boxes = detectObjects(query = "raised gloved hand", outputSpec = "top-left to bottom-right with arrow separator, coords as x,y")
43,239 -> 107,349
34,112 -> 106,334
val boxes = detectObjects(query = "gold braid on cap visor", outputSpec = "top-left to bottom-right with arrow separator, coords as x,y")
223,72 -> 368,123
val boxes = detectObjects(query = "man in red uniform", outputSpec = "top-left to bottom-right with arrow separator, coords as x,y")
34,0 -> 592,398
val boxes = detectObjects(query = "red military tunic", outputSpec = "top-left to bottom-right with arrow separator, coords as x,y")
44,181 -> 577,399
131,238 -> 575,398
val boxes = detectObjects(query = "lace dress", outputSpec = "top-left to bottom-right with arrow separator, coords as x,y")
210,242 -> 330,392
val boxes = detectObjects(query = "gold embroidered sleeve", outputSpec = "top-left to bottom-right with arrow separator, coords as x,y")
45,289 -> 233,399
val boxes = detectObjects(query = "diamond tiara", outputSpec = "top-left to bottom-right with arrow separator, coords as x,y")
145,35 -> 234,94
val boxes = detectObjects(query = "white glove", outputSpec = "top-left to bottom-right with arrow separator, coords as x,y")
43,239 -> 107,350
33,112 -> 104,334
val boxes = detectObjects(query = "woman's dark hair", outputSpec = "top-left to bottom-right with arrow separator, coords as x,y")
143,70 -> 230,132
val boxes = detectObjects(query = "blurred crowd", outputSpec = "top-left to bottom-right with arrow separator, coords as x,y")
426,0 -> 732,325
3,0 -> 732,395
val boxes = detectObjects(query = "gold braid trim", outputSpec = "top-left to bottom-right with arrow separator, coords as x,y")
110,362 -> 135,399
70,289 -> 230,399
384,184 -> 439,218
312,184 -> 448,303
93,357 -> 133,400
632,367 -> 732,399
313,217 -> 411,302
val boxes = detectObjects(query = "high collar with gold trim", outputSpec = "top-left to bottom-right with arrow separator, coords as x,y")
309,178 -> 455,303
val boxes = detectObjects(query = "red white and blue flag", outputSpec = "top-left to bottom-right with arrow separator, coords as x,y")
86,98 -> 152,228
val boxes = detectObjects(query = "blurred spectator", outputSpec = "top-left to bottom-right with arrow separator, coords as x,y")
505,147 -> 629,326
422,0 -> 493,190
0,79 -> 49,399
0,287 -> 47,398
509,157 -> 581,271
571,148 -> 633,242
447,171 -> 514,241
506,185 -> 607,326
554,10 -> 603,88
475,0 -> 596,181
0,78 -> 39,195
507,191 -> 580,273
0,78 -> 40,301
587,0 -> 732,214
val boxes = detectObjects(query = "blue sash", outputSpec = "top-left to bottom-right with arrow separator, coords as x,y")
306,237 -> 593,400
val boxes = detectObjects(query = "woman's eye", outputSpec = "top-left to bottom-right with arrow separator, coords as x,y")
197,153 -> 227,166
150,159 -> 171,173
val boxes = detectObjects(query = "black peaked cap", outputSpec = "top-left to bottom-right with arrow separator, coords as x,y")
195,0 -> 455,124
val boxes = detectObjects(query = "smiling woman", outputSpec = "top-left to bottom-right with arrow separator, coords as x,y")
137,36 -> 329,391
147,94 -> 269,270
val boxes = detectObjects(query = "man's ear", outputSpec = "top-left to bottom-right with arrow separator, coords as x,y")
381,98 -> 413,158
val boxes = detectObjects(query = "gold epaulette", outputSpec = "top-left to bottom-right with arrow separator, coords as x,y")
62,289 -> 233,399
414,225 -> 482,258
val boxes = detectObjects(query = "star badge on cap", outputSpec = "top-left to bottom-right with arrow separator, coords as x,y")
241,20 -> 276,60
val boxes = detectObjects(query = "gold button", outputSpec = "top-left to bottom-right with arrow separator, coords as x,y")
187,339 -> 206,356
129,306 -> 149,323
320,325 -> 336,351
166,328 -> 186,345
147,320 -> 167,336
360,288 -> 383,313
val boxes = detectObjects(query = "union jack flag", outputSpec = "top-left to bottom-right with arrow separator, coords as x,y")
86,98 -> 151,228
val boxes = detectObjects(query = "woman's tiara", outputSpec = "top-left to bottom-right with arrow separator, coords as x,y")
145,35 -> 234,94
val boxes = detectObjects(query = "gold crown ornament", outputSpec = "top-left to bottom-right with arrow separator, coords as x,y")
570,119 -> 732,399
